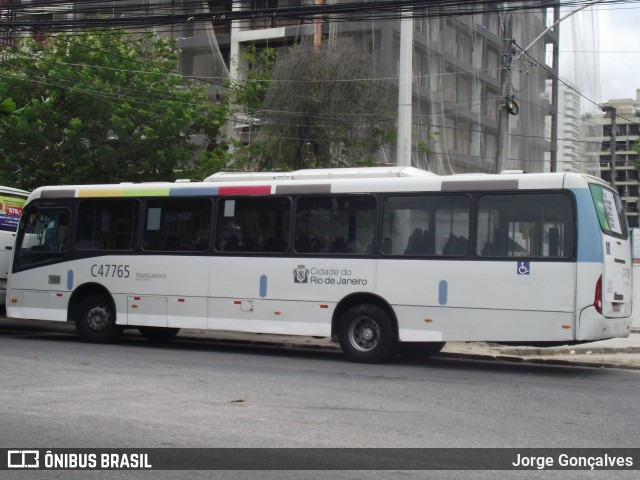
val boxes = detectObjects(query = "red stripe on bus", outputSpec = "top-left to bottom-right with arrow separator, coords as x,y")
218,186 -> 271,195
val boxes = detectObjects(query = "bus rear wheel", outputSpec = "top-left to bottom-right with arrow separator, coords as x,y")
75,294 -> 122,343
338,304 -> 396,363
138,327 -> 180,342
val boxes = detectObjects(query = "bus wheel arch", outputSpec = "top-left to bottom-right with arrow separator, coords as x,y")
333,293 -> 398,363
68,284 -> 121,343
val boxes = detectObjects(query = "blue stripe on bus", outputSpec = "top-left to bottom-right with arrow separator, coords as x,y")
259,275 -> 268,298
438,280 -> 448,305
572,188 -> 603,263
67,270 -> 74,290
169,186 -> 219,197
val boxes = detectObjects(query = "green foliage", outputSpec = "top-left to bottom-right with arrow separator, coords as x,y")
417,131 -> 440,155
0,97 -> 19,116
232,45 -> 276,113
0,29 -> 228,189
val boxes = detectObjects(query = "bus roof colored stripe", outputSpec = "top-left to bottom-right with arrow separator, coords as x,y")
218,185 -> 272,196
26,171 -> 612,202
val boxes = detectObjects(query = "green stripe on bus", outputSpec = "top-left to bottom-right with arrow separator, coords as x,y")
122,188 -> 171,197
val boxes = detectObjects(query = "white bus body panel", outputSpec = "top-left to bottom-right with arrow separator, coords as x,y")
208,257 -> 374,337
378,260 -> 576,342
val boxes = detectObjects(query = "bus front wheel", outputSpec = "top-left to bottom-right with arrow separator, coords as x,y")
75,294 -> 122,343
338,304 -> 396,363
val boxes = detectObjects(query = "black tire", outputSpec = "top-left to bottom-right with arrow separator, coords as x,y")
338,304 -> 397,363
138,327 -> 180,342
398,342 -> 446,360
75,293 -> 122,343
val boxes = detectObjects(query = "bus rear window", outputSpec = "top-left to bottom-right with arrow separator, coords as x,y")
589,184 -> 628,239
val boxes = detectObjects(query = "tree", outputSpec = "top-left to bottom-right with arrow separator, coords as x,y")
0,29 -> 228,189
0,97 -> 21,117
231,41 -> 397,171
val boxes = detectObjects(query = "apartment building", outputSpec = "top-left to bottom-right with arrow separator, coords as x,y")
587,92 -> 640,228
550,81 -> 602,176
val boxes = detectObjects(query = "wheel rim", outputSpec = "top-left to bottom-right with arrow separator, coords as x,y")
348,316 -> 380,352
85,305 -> 111,333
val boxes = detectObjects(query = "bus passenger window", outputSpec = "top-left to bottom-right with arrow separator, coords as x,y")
143,199 -> 211,252
381,195 -> 470,257
294,195 -> 376,255
476,193 -> 574,258
215,197 -> 290,254
76,200 -> 138,251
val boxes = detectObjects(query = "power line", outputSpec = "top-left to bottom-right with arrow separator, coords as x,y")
3,0 -> 638,32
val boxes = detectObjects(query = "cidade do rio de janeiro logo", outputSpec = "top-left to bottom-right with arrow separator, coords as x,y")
293,265 -> 309,284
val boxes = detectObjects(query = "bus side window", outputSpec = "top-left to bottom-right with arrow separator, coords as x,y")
382,195 -> 469,257
294,195 -> 376,256
76,200 -> 138,251
476,193 -> 574,258
143,199 -> 211,252
215,197 -> 290,254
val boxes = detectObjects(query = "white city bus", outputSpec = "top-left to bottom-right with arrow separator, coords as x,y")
0,186 -> 29,305
5,167 -> 633,363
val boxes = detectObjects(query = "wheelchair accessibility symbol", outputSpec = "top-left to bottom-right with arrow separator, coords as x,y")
517,261 -> 530,275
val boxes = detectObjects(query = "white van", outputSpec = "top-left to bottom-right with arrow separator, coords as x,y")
0,186 -> 29,306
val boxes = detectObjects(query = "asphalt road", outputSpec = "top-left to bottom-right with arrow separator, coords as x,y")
1,320 -> 639,480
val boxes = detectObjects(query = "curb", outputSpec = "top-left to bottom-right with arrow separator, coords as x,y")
173,332 -> 640,370
495,346 -> 640,356
436,351 -> 640,371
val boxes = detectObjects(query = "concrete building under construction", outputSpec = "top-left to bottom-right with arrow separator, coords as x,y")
2,0 -> 562,174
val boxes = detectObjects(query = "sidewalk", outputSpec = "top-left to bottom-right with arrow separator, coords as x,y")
177,329 -> 640,370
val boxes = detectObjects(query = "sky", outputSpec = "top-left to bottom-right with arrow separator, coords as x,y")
597,3 -> 640,102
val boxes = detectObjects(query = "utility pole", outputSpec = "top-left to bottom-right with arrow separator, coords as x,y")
549,4 -> 560,173
396,8 -> 413,167
495,27 -> 515,174
314,0 -> 323,50
602,106 -> 618,191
